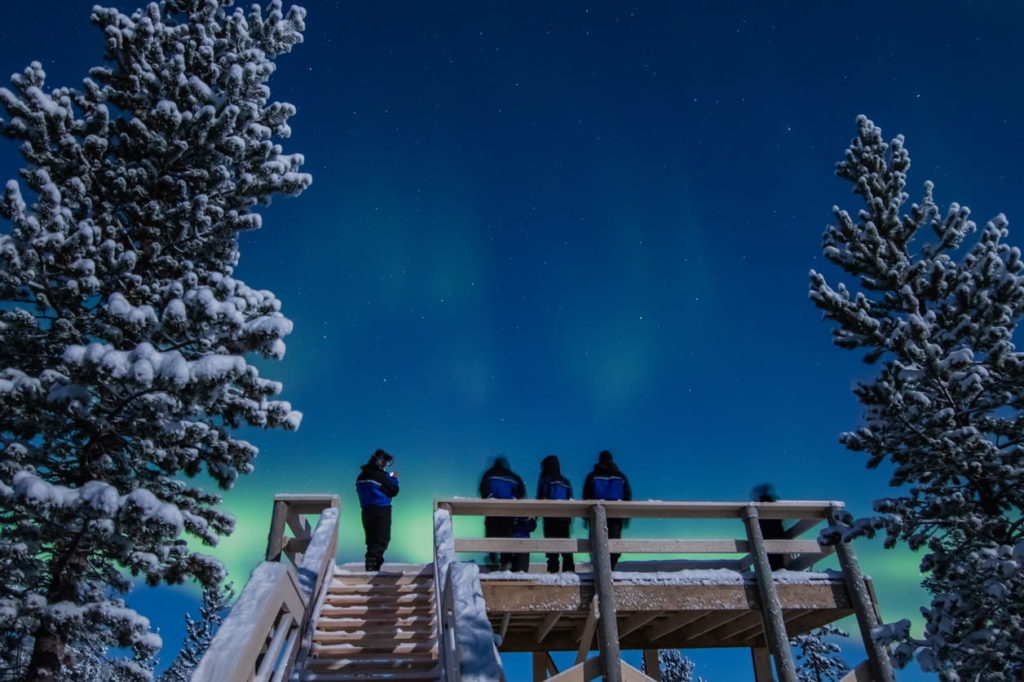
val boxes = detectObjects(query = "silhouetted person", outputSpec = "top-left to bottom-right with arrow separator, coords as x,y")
537,454 -> 575,573
356,449 -> 399,571
480,456 -> 529,571
583,450 -> 632,569
752,483 -> 786,570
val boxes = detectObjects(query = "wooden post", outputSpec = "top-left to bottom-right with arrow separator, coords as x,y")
751,647 -> 774,682
533,652 -> 549,681
828,505 -> 895,682
742,504 -> 797,682
589,503 -> 623,682
266,498 -> 288,561
642,650 -> 662,680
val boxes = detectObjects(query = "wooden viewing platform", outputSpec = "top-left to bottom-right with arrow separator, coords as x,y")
193,495 -> 895,682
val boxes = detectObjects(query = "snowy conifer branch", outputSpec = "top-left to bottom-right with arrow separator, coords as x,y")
0,0 -> 310,678
811,115 -> 1024,680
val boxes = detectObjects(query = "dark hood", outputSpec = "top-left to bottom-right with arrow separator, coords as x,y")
541,455 -> 561,476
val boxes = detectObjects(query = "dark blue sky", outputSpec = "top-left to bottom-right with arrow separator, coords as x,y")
4,1 -> 1023,677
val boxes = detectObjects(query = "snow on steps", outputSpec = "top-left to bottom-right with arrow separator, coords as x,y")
298,566 -> 440,682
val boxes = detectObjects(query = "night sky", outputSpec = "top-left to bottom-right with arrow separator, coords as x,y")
4,1 -> 1024,678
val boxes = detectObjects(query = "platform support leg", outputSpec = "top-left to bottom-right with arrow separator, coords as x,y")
743,504 -> 797,682
642,650 -> 661,680
751,647 -> 774,681
828,505 -> 895,682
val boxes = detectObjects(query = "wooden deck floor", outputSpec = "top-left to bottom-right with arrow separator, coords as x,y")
479,567 -> 856,652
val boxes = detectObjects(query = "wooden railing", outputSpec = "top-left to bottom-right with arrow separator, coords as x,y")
435,498 -> 839,571
434,508 -> 507,682
193,494 -> 340,682
434,498 -> 894,682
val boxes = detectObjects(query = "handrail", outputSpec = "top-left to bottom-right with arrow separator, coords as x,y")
193,494 -> 340,682
436,498 -> 842,518
434,508 -> 506,682
192,562 -> 305,682
435,498 -> 838,572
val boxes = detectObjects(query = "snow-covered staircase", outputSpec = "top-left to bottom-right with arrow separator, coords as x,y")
299,565 -> 441,681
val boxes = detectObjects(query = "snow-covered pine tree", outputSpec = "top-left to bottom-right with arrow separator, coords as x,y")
791,624 -> 849,682
810,115 -> 1024,680
0,0 -> 310,679
653,649 -> 707,682
159,581 -> 234,682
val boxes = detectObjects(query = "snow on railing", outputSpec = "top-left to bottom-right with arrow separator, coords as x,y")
434,508 -> 506,682
193,495 -> 340,682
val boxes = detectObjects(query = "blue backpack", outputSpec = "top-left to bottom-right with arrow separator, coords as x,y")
591,475 -> 625,501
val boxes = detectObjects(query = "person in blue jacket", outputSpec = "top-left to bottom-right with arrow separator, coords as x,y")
537,454 -> 575,572
583,450 -> 632,569
356,449 -> 399,571
479,456 -> 529,571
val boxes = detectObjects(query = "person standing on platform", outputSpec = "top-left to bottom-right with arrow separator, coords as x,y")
355,449 -> 399,571
583,450 -> 632,569
537,454 -> 576,572
752,483 -> 786,570
479,456 -> 529,571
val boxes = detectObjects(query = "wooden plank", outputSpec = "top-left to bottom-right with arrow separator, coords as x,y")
479,580 -> 851,613
546,657 -> 602,682
455,538 -> 589,553
313,630 -> 435,644
751,648 -> 773,682
619,612 -> 661,637
642,651 -> 661,681
673,610 -> 749,641
310,641 -> 438,658
646,611 -> 708,641
621,661 -> 659,682
436,498 -> 839,520
605,539 -> 823,554
318,605 -> 434,618
783,517 -> 823,539
744,505 -> 797,682
535,612 -> 562,643
575,599 -> 599,663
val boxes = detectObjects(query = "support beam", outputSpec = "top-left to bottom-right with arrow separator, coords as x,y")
642,650 -> 662,681
589,504 -> 622,682
620,612 -> 661,638
743,504 -> 797,682
575,597 -> 599,665
536,612 -> 562,644
828,505 -> 895,682
534,652 -> 559,681
499,611 -> 512,642
646,611 -> 706,642
751,647 -> 774,682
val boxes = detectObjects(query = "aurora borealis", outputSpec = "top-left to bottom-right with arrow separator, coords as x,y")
4,1 -> 1024,678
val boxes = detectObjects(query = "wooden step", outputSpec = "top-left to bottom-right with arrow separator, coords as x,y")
316,616 -> 436,631
327,583 -> 433,595
311,641 -> 438,659
300,668 -> 441,682
323,592 -> 433,604
305,656 -> 440,672
313,629 -> 436,644
318,605 -> 434,618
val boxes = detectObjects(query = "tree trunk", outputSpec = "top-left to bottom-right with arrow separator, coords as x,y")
27,542 -> 86,681
27,622 -> 65,682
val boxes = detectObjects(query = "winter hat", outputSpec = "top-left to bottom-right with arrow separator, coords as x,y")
598,450 -> 614,465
